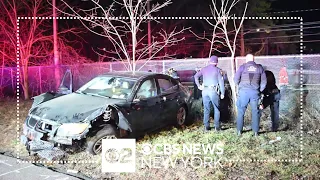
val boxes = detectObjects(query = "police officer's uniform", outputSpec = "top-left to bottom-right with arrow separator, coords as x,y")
234,58 -> 267,136
261,70 -> 281,132
194,56 -> 225,131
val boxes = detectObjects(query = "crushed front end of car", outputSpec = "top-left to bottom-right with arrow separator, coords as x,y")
21,114 -> 92,161
20,99 -> 131,160
20,93 -> 111,161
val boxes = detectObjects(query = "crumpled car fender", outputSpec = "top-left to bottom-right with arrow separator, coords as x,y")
83,104 -> 132,132
176,91 -> 193,109
116,109 -> 132,132
109,105 -> 132,132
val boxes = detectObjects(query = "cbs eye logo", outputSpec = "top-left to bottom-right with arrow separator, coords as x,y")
104,148 -> 133,164
102,139 -> 136,173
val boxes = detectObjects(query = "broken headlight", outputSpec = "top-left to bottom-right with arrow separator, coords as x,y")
56,123 -> 89,136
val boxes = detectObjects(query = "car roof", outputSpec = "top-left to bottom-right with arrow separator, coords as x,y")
99,71 -> 163,79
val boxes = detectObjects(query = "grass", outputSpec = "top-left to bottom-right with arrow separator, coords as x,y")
133,120 -> 319,179
0,95 -> 319,179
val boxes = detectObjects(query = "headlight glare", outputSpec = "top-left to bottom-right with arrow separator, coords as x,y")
56,123 -> 89,136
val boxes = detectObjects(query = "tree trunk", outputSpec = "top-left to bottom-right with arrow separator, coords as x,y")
0,45 -> 4,97
39,66 -> 43,94
22,64 -> 29,100
229,54 -> 238,117
133,61 -> 136,73
240,25 -> 245,56
147,1 -> 152,59
53,0 -> 60,90
132,29 -> 136,73
1,45 -> 4,86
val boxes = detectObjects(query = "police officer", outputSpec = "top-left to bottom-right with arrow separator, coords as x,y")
234,54 -> 267,136
260,70 -> 281,132
194,56 -> 225,132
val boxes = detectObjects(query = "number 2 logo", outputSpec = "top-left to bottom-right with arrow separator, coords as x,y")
105,148 -> 133,163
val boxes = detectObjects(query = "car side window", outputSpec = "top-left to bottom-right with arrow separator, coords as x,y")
158,78 -> 177,94
135,79 -> 157,99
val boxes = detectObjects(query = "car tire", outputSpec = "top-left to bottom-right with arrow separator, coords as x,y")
176,105 -> 187,127
86,125 -> 119,155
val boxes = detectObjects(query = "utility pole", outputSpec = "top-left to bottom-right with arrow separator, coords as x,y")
147,1 -> 151,59
203,31 -> 205,57
53,0 -> 60,90
240,25 -> 245,56
266,37 -> 269,55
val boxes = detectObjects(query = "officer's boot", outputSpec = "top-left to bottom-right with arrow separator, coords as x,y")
237,130 -> 241,137
271,127 -> 278,132
204,126 -> 211,132
214,127 -> 221,132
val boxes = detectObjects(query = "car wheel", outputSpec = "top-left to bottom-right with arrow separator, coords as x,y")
86,125 -> 119,155
176,105 -> 187,127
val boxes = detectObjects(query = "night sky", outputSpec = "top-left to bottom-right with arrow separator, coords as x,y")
61,0 -> 320,61
271,0 -> 320,53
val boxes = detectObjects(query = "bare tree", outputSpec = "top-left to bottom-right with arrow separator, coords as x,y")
59,0 -> 188,73
207,0 -> 247,61
190,30 -> 236,56
0,0 -> 85,99
206,0 -> 248,110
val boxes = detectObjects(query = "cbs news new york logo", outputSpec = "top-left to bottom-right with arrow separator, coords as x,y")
102,139 -> 224,172
102,139 -> 136,172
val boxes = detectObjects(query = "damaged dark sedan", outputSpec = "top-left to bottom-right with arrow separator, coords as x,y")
21,71 -> 193,159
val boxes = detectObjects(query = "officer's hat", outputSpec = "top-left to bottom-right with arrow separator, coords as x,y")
209,56 -> 218,64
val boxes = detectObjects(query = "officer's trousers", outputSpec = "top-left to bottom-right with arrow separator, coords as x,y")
202,89 -> 220,129
262,91 -> 281,131
236,90 -> 261,133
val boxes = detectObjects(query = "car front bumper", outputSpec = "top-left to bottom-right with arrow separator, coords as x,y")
21,122 -> 69,160
21,122 -> 74,149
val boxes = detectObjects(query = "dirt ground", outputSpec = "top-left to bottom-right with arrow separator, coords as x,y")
0,99 -> 32,158
0,96 -> 319,180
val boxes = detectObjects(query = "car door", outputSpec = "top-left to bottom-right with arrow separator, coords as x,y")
156,75 -> 180,125
57,69 -> 73,94
129,77 -> 162,134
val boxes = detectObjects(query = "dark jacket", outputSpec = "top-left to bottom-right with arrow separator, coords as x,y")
234,61 -> 267,92
194,64 -> 225,96
262,70 -> 279,95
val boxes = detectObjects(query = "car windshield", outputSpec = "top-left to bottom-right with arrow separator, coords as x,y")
76,76 -> 136,99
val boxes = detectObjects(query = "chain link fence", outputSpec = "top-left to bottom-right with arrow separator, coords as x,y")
0,54 -> 319,99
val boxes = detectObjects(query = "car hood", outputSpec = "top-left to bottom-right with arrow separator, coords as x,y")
29,93 -> 125,123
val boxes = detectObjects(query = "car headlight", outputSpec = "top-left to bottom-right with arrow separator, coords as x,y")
56,123 -> 90,136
